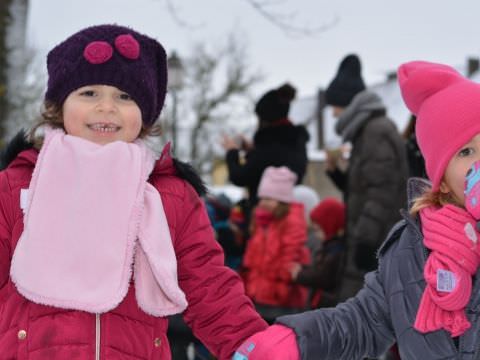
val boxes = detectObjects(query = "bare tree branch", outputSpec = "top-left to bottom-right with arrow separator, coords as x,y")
161,0 -> 338,37
161,34 -> 262,173
164,0 -> 204,29
244,0 -> 339,36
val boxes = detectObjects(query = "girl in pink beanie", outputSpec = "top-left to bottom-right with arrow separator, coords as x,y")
233,61 -> 480,359
241,166 -> 310,317
0,24 -> 268,359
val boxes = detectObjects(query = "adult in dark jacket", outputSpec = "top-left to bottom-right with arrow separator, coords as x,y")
221,83 -> 310,214
324,54 -> 408,273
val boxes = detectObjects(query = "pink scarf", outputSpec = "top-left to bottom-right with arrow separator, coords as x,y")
10,129 -> 187,316
415,204 -> 480,336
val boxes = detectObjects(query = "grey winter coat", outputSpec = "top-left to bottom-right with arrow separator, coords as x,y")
277,179 -> 480,359
336,91 -> 408,251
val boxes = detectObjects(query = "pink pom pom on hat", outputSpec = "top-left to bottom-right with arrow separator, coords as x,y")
257,166 -> 297,203
398,61 -> 480,190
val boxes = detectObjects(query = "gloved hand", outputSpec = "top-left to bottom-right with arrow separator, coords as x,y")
232,324 -> 300,360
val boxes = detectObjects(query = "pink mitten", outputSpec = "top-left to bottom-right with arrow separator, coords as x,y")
232,324 -> 300,360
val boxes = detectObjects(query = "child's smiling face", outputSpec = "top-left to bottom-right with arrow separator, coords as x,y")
62,85 -> 143,145
441,133 -> 480,206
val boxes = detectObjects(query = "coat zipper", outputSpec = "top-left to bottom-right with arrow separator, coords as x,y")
95,313 -> 101,360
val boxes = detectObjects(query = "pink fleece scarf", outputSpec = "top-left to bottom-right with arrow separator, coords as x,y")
10,129 -> 187,316
415,204 -> 480,337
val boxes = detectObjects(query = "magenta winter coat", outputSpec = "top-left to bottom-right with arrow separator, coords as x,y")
0,148 -> 267,359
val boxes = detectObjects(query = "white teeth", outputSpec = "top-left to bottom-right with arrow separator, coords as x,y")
88,124 -> 119,132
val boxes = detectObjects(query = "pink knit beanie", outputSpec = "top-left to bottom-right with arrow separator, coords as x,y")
257,166 -> 297,203
398,61 -> 480,190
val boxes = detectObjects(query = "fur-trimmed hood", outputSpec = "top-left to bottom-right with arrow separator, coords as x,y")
0,130 -> 207,196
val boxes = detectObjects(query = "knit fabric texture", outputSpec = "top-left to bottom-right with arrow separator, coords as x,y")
45,24 -> 167,127
415,205 -> 480,337
10,128 -> 187,316
325,54 -> 366,107
309,197 -> 345,241
398,61 -> 480,190
257,166 -> 297,203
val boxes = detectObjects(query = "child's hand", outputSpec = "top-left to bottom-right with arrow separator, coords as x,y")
232,324 -> 300,360
237,134 -> 253,151
324,149 -> 339,172
221,134 -> 239,151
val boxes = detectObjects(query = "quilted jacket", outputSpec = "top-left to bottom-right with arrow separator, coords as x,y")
0,139 -> 267,359
278,180 -> 480,359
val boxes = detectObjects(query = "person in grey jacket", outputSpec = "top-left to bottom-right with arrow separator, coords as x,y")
231,61 -> 480,360
324,54 -> 408,274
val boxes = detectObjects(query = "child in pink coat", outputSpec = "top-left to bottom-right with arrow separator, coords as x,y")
0,24 -> 267,359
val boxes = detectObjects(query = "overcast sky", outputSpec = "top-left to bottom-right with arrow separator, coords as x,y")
26,0 -> 480,99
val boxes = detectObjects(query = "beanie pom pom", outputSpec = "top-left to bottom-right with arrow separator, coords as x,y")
398,61 -> 463,115
277,83 -> 296,104
115,34 -> 140,60
83,41 -> 113,64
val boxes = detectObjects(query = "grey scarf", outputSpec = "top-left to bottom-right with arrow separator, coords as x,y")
335,90 -> 386,142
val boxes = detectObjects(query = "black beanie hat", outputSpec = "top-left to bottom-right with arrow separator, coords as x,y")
325,54 -> 366,107
255,83 -> 296,123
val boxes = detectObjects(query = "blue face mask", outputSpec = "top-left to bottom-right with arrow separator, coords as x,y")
465,160 -> 480,228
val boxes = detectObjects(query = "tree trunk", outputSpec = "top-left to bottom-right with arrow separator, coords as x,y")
0,0 -> 12,143
4,0 -> 29,141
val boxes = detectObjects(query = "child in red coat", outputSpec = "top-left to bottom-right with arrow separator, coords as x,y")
242,166 -> 310,314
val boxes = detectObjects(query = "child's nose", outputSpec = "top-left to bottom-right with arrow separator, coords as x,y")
96,96 -> 117,112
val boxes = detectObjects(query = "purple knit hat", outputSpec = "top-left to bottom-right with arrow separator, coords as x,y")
45,24 -> 167,127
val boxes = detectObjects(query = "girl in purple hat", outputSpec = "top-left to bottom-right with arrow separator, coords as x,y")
0,24 -> 267,359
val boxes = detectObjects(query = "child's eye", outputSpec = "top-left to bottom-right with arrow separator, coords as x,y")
79,90 -> 96,97
119,93 -> 133,101
459,147 -> 475,157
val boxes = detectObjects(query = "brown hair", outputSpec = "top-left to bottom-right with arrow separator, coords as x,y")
273,202 -> 290,219
29,101 -> 163,149
410,188 -> 461,215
